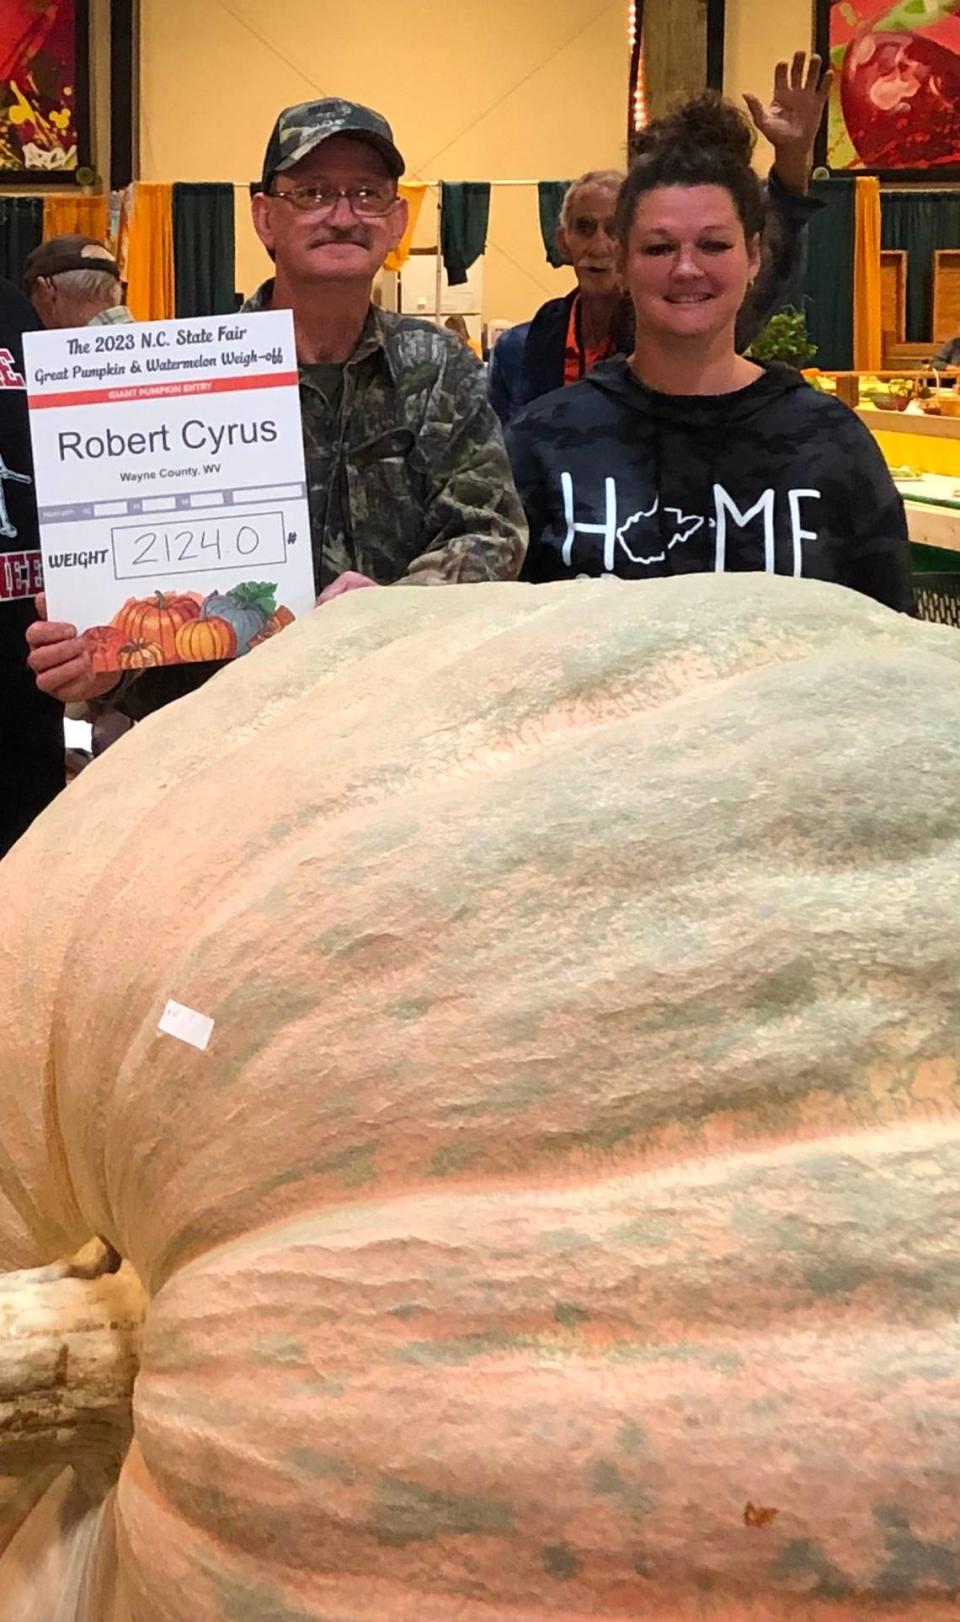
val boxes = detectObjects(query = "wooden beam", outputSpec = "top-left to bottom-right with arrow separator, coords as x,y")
642,0 -> 725,122
110,0 -> 138,190
706,0 -> 726,92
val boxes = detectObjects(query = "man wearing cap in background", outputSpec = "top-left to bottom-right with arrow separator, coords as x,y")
27,99 -> 526,721
24,235 -> 132,330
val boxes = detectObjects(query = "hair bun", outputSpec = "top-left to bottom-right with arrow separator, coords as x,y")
630,93 -> 756,167
617,90 -> 766,244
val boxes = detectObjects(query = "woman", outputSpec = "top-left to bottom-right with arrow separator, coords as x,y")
444,314 -> 483,361
506,97 -> 912,612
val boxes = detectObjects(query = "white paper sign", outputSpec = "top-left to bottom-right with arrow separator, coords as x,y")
157,998 -> 215,1053
24,311 -> 315,672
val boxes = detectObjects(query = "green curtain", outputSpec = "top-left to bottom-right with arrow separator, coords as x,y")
881,192 -> 960,344
538,181 -> 570,269
440,182 -> 490,286
795,177 -> 855,371
172,183 -> 237,318
911,543 -> 960,574
0,197 -> 43,287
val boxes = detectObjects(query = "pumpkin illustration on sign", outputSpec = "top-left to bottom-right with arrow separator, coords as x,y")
96,586 -> 296,669
199,582 -> 282,654
84,624 -> 128,674
117,640 -> 165,670
111,591 -> 201,661
249,605 -> 296,648
175,616 -> 238,662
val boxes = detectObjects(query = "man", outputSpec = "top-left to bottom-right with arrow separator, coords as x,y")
0,276 -> 64,857
24,235 -> 130,329
27,100 -> 526,719
512,52 -> 832,420
931,334 -> 960,370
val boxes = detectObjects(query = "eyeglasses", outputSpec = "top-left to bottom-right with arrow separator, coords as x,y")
569,216 -> 617,239
269,184 -> 398,218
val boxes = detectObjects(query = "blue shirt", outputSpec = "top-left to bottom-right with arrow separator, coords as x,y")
488,321 -> 530,427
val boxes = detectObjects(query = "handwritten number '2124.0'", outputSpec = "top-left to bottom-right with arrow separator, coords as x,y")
131,526 -> 261,567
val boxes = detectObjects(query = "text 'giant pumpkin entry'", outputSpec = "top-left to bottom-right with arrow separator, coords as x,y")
2,574 -> 960,1621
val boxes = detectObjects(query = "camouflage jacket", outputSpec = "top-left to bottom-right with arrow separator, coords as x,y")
242,285 -> 527,591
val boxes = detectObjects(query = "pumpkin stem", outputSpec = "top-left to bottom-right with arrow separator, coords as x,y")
0,1241 -> 145,1483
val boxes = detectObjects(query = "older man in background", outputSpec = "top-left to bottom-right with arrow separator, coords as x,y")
24,235 -> 130,329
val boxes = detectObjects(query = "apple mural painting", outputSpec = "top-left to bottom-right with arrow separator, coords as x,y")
841,29 -> 960,167
829,0 -> 960,171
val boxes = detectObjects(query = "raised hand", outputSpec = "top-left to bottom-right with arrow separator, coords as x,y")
744,52 -> 834,194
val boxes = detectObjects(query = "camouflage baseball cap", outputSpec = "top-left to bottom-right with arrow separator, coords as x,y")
261,98 -> 405,190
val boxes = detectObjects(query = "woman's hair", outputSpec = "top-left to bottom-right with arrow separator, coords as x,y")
615,94 -> 765,245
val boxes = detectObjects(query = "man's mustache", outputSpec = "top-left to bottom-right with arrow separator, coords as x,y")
308,227 -> 373,249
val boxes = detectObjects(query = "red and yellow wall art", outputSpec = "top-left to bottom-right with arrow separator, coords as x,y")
825,0 -> 960,173
0,0 -> 88,178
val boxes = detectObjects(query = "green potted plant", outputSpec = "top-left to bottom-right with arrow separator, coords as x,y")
747,306 -> 818,371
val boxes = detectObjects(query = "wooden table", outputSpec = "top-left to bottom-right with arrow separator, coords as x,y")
853,409 -> 960,553
901,493 -> 960,552
822,369 -> 960,409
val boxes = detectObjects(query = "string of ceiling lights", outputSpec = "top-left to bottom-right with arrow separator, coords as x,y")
628,0 -> 648,135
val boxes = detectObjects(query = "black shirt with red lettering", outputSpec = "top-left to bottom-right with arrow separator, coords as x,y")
0,278 -> 64,858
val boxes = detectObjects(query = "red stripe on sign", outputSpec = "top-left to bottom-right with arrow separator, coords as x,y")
28,371 -> 300,409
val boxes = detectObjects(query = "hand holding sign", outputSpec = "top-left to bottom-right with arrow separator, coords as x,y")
315,571 -> 378,605
27,594 -> 120,703
24,311 -> 315,673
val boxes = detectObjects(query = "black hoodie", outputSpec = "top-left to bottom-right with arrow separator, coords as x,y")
0,278 -> 64,858
507,358 -> 913,613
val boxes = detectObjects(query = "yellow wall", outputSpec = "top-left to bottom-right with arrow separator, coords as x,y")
138,0 -> 628,322
3,0 -> 818,284
724,0 -> 816,179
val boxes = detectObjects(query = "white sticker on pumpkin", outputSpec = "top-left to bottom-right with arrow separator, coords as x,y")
158,999 -> 214,1053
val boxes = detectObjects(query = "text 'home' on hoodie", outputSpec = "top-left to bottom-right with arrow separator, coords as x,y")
506,359 -> 913,614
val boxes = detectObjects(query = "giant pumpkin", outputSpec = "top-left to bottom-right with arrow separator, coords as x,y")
2,574 -> 960,1622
